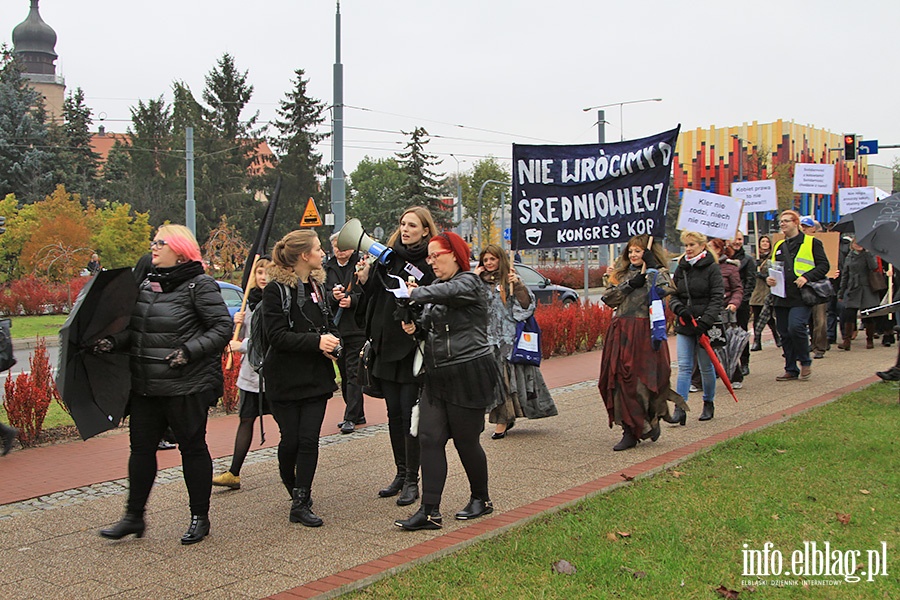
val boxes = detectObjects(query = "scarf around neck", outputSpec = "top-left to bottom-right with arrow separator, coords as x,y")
148,260 -> 205,292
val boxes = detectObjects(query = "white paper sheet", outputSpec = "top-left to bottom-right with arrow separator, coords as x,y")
769,262 -> 786,298
385,273 -> 411,298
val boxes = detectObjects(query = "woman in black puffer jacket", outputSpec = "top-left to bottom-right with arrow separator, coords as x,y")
393,231 -> 499,531
667,231 -> 724,424
99,225 -> 232,545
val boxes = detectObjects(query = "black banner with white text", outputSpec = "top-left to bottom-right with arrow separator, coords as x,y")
511,126 -> 680,250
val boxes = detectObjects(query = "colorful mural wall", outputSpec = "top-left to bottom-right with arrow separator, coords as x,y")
673,120 -> 867,226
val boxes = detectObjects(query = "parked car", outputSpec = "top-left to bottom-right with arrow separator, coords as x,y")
471,262 -> 579,306
216,281 -> 243,320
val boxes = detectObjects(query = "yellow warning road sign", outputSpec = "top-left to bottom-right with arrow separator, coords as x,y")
300,197 -> 322,227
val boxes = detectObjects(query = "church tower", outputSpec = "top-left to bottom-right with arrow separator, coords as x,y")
12,0 -> 65,121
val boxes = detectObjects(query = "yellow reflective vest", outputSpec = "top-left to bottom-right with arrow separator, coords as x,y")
772,235 -> 816,277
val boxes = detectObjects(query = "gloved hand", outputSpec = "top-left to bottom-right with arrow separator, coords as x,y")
695,320 -> 711,336
674,304 -> 692,320
677,315 -> 697,334
628,272 -> 647,289
642,249 -> 660,270
165,347 -> 189,368
91,337 -> 115,354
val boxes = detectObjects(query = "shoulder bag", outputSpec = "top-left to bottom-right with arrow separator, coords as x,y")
799,278 -> 835,306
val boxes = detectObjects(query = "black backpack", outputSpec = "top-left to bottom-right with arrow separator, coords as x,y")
247,283 -> 291,374
0,318 -> 16,372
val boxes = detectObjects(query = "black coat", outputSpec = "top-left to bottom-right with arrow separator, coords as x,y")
358,246 -> 435,369
668,252 -> 724,335
324,252 -> 364,338
116,270 -> 232,398
262,266 -> 339,402
732,246 -> 755,307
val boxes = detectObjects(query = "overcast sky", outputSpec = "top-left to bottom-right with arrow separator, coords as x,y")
4,0 -> 899,180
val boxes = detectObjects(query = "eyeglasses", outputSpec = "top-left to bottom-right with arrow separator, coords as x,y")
426,250 -> 452,263
150,239 -> 168,249
779,219 -> 794,224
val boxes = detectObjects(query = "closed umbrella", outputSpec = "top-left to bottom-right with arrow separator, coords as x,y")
57,268 -> 138,440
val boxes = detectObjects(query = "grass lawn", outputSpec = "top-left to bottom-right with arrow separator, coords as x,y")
350,384 -> 900,599
9,314 -> 68,341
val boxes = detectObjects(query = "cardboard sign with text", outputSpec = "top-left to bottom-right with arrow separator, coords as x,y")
793,163 -> 836,195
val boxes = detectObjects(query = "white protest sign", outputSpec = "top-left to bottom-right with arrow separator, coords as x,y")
731,180 -> 778,213
875,187 -> 891,200
838,187 -> 876,215
793,163 -> 835,195
677,189 -> 744,240
738,210 -> 749,235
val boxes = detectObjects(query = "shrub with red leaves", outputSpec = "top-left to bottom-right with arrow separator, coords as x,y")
538,265 -> 607,288
581,301 -> 613,352
534,300 -> 615,358
220,351 -> 240,413
3,338 -> 59,446
7,276 -> 56,315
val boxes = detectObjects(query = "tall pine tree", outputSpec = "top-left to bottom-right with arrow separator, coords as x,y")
51,87 -> 100,203
396,127 -> 450,229
0,45 -> 55,202
268,68 -> 329,243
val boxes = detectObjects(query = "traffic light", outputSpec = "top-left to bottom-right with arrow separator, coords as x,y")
844,134 -> 857,161
0,216 -> 6,235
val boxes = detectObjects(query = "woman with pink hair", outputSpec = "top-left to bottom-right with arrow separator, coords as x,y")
97,225 -> 232,545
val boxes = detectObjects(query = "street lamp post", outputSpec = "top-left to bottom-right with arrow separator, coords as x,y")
582,97 -> 662,142
450,154 -> 465,234
476,179 -> 511,253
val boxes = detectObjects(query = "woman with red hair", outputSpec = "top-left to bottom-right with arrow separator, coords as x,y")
394,232 -> 499,531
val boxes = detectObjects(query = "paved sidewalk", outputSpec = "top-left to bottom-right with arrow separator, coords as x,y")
0,338 -> 894,599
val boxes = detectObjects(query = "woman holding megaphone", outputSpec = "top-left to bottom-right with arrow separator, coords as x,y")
356,206 -> 437,508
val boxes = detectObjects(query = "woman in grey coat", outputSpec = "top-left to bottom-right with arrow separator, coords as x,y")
837,240 -> 881,350
475,245 -> 556,439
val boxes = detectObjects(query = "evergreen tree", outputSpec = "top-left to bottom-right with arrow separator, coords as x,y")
0,45 -> 55,202
52,88 -> 100,203
269,68 -> 329,243
194,54 -> 262,239
396,127 -> 450,229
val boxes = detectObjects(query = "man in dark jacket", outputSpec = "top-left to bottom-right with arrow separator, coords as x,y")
767,211 -> 830,381
326,234 -> 366,434
730,232 -> 755,375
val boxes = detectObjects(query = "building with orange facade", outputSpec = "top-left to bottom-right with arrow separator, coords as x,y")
673,119 -> 867,226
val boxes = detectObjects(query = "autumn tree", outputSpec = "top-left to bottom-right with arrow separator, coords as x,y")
459,157 -> 511,247
20,185 -> 93,281
202,215 -> 248,280
90,203 -> 152,268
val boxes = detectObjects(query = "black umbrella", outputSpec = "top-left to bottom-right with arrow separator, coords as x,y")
57,268 -> 138,440
833,193 -> 900,266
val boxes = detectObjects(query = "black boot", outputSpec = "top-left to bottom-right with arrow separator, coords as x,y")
99,513 -> 145,540
397,478 -> 419,506
613,429 -> 638,451
699,402 -> 715,421
180,515 -> 210,545
378,470 -> 405,498
664,406 -> 687,426
455,497 -> 494,520
640,421 -> 661,442
750,339 -> 762,352
876,366 -> 900,381
290,488 -> 323,527
394,505 -> 442,530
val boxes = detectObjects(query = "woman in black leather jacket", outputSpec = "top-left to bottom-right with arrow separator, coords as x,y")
98,225 -> 232,545
393,231 -> 499,531
357,207 -> 437,508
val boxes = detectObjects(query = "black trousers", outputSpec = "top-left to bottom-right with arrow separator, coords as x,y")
736,303 -> 751,367
380,379 -> 420,482
418,398 -> 489,506
126,394 -> 212,517
336,333 -> 366,424
270,396 -> 328,491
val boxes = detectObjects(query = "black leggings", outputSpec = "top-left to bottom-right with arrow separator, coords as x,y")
127,395 -> 212,517
270,396 -> 328,491
380,379 -> 421,482
418,398 -> 488,506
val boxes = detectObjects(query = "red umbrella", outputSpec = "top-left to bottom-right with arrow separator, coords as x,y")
687,316 -> 739,403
